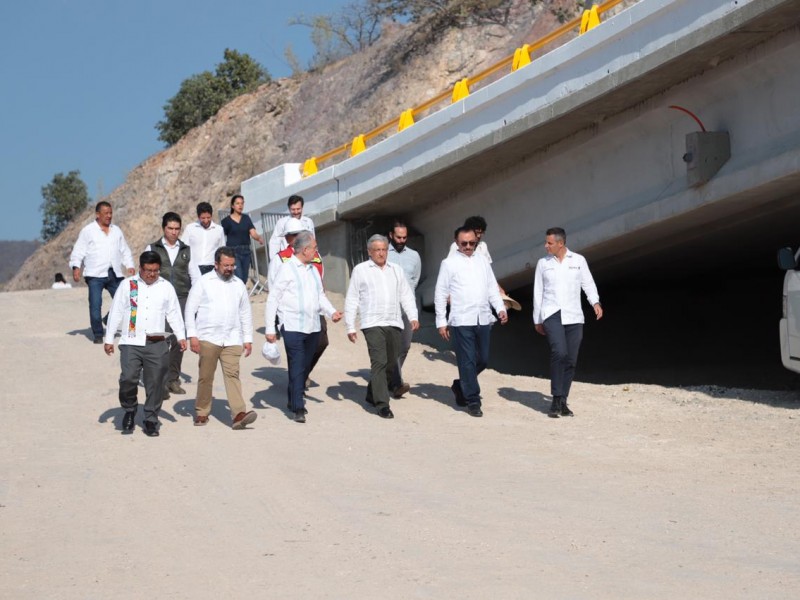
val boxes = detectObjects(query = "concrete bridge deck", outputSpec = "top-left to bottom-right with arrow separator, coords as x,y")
243,0 -> 800,389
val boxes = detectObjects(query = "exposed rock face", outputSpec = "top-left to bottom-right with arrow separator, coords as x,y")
9,0 -> 628,291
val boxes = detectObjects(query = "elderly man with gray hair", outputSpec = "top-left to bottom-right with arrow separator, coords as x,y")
345,234 -> 419,419
265,231 -> 342,423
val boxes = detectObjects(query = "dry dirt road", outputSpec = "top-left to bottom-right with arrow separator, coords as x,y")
1,287 -> 798,599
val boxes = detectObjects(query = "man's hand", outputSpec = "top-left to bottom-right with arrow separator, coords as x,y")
178,339 -> 187,352
594,303 -> 604,320
126,267 -> 135,276
190,337 -> 200,354
534,324 -> 545,336
243,342 -> 252,357
438,326 -> 450,342
347,332 -> 358,343
104,343 -> 114,355
498,311 -> 508,325
265,334 -> 277,344
72,267 -> 81,283
331,311 -> 342,323
410,320 -> 420,331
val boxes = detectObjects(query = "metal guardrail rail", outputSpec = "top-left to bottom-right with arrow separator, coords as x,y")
301,0 -> 629,176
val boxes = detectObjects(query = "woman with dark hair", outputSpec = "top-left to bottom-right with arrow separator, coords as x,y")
221,194 -> 264,283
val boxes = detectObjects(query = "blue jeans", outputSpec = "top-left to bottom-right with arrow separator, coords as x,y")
450,324 -> 492,407
233,245 -> 251,284
281,328 -> 320,412
85,268 -> 123,338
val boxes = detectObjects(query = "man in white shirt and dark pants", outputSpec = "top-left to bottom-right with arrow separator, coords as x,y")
185,246 -> 257,429
184,202 -> 225,276
268,195 -> 316,259
435,226 -> 507,418
104,251 -> 186,437
265,232 -> 341,423
70,201 -> 135,343
386,221 -> 421,398
533,227 -> 603,418
346,234 -> 419,419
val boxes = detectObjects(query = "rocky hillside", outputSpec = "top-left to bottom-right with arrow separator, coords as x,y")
8,0 -> 632,291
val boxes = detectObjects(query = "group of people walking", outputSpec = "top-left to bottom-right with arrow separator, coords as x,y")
68,194 -> 602,436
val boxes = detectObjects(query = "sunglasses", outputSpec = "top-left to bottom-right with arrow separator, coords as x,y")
459,241 -> 478,247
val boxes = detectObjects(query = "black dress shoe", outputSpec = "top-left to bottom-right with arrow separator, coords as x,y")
93,336 -> 104,344
294,411 -> 306,423
467,404 -> 483,417
548,397 -> 562,418
377,406 -> 394,419
561,398 -> 574,417
143,422 -> 160,437
121,412 -> 135,433
451,380 -> 467,407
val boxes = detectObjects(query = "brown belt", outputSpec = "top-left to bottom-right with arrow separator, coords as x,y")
146,335 -> 166,342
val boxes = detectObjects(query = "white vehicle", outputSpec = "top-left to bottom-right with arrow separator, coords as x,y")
778,246 -> 800,374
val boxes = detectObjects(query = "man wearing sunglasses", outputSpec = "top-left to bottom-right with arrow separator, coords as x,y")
435,226 -> 508,417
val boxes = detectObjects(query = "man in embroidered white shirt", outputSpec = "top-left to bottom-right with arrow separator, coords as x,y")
345,234 -> 419,419
265,232 -> 342,423
533,227 -> 603,418
268,195 -> 316,258
184,202 -> 225,276
185,246 -> 257,430
70,201 -> 135,343
435,226 -> 508,417
104,251 -> 186,437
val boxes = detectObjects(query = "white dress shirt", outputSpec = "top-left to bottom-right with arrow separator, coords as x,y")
185,270 -> 253,346
532,249 -> 600,325
448,240 -> 492,263
344,260 -> 418,333
184,221 -> 225,266
104,276 -> 185,346
387,245 -> 422,291
69,221 -> 134,277
265,256 -> 336,335
435,251 -> 505,328
268,215 -> 315,257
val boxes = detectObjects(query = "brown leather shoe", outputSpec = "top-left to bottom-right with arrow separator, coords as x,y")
194,415 -> 209,426
232,411 -> 257,430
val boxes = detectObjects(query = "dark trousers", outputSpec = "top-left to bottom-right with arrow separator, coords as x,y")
233,245 -> 251,284
390,313 -> 413,390
450,325 -> 491,407
118,340 -> 169,424
85,268 -> 123,338
282,328 -> 320,412
363,326 -> 401,410
198,264 -> 214,275
166,296 -> 187,386
542,311 -> 583,398
308,316 -> 329,376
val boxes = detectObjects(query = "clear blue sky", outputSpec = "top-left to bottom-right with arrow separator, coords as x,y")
0,0 -> 349,241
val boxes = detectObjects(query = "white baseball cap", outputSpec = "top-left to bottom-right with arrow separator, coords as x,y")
284,218 -> 307,235
261,341 -> 281,365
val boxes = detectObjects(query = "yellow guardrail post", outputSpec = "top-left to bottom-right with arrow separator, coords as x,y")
451,78 -> 470,103
580,5 -> 601,34
302,157 -> 318,177
350,134 -> 366,156
512,44 -> 532,71
398,109 -> 415,131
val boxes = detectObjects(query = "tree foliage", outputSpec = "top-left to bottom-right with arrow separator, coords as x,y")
156,49 -> 270,146
292,0 -> 513,71
40,170 -> 91,242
